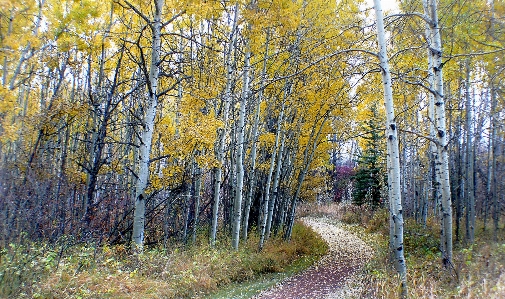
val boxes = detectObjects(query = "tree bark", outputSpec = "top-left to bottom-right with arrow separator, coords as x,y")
464,59 -> 475,244
192,162 -> 202,244
132,0 -> 164,251
429,0 -> 453,265
421,0 -> 453,265
243,29 -> 270,242
258,100 -> 284,250
266,131 -> 285,240
231,34 -> 250,250
211,4 -> 239,246
373,0 -> 407,296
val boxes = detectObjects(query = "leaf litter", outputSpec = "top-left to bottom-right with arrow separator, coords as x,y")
254,216 -> 374,299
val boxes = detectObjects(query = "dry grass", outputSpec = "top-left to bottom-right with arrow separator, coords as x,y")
301,202 -> 505,298
360,215 -> 505,298
0,222 -> 327,299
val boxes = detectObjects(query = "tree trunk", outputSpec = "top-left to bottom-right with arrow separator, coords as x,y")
284,115 -> 328,242
455,115 -> 464,242
423,2 -> 440,219
464,59 -> 475,244
423,0 -> 453,266
211,4 -> 239,246
373,0 -> 407,296
192,163 -> 202,244
243,29 -> 270,242
485,84 -> 495,232
231,35 -> 250,250
491,87 -> 499,241
259,99 -> 285,250
266,131 -> 285,240
132,0 -> 164,251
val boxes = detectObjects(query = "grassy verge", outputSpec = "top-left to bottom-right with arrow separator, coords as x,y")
0,221 -> 327,299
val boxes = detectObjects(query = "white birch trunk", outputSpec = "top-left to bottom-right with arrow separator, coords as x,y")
373,0 -> 407,295
192,163 -> 202,244
429,0 -> 453,265
490,86 -> 499,240
266,131 -> 285,240
259,100 -> 284,250
243,30 -> 270,242
422,0 -> 440,220
211,4 -> 239,246
231,40 -> 250,250
484,113 -> 493,230
284,116 -> 328,241
132,0 -> 164,251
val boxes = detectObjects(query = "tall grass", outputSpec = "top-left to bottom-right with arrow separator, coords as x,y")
0,222 -> 327,299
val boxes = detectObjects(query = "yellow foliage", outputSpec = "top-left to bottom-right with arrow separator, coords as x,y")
258,132 -> 275,148
0,123 -> 19,143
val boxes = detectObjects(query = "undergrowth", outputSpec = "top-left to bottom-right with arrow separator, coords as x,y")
0,221 -> 327,299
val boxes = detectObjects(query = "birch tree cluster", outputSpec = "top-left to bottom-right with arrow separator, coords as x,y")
0,0 -> 504,270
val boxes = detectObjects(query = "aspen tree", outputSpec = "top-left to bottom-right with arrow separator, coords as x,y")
490,84 -> 499,241
259,97 -> 285,250
232,22 -> 250,250
192,161 -> 202,244
243,29 -> 270,242
131,0 -> 164,251
266,130 -> 285,239
373,0 -> 407,295
415,0 -> 454,265
211,3 -> 239,246
428,0 -> 453,265
284,114 -> 330,241
464,59 -> 475,244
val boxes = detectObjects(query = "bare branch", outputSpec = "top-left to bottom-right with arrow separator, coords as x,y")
161,10 -> 186,28
119,0 -> 151,28
385,12 -> 434,27
399,128 -> 440,146
444,48 -> 505,60
149,154 -> 171,164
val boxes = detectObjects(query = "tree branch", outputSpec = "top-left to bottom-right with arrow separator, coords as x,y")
399,128 -> 439,146
385,12 -> 434,27
119,0 -> 151,29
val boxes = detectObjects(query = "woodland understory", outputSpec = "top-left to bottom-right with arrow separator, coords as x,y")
1,0 -> 505,298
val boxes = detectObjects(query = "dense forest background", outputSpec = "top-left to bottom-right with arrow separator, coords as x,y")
0,0 -> 504,297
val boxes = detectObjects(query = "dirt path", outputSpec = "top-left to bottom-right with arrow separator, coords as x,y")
254,217 -> 373,299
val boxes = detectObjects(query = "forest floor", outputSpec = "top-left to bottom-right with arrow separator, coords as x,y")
252,216 -> 374,299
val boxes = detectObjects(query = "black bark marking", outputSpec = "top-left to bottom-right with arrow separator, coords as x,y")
397,246 -> 403,252
390,124 -> 396,130
438,130 -> 445,138
389,135 -> 393,141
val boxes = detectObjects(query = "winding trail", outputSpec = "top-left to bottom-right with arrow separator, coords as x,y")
254,217 -> 373,299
